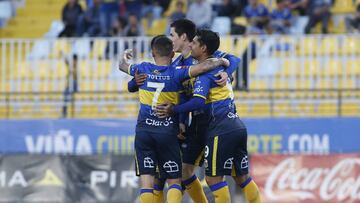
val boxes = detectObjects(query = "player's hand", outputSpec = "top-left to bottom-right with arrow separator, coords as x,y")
134,69 -> 147,86
215,72 -> 228,87
123,49 -> 133,62
177,123 -> 186,140
155,103 -> 174,118
220,58 -> 230,67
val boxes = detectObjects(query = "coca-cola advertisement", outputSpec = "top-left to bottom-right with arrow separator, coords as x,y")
251,154 -> 360,203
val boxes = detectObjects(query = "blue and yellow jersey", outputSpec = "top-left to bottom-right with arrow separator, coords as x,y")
128,62 -> 192,130
173,51 -> 233,98
172,53 -> 196,98
192,66 -> 244,133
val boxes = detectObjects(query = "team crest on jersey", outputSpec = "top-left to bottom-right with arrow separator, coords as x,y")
153,70 -> 160,75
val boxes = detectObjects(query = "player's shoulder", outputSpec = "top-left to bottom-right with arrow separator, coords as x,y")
213,50 -> 228,58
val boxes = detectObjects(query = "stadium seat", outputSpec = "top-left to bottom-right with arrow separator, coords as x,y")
76,104 -> 100,118
79,60 -> 94,78
320,37 -> 340,55
281,58 -> 300,77
323,59 -> 343,77
345,59 -> 360,76
316,103 -> 337,116
81,81 -> 97,92
342,37 -> 360,55
339,78 -> 355,89
218,36 -> 233,54
233,16 -> 247,26
298,37 -> 320,55
145,18 -> 167,36
237,103 -> 271,117
51,39 -> 71,58
341,102 -> 360,116
235,37 -> 251,56
91,39 -> 107,59
303,59 -> 320,77
72,39 -> 91,58
331,0 -> 355,13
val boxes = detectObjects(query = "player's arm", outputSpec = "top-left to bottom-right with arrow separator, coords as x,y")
128,79 -> 138,93
214,52 -> 241,86
155,97 -> 205,118
188,57 -> 229,78
156,76 -> 210,118
127,70 -> 147,93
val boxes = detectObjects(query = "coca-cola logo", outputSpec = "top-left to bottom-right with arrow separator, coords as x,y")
265,158 -> 360,201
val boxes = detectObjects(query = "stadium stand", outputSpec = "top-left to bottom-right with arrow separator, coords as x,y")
0,0 -> 360,119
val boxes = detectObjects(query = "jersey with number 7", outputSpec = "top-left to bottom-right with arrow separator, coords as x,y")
128,62 -> 192,130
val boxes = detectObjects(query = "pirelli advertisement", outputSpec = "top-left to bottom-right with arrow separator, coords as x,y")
0,155 -> 138,202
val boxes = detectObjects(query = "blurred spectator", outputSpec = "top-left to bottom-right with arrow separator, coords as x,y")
111,16 -> 126,37
244,0 -> 269,34
169,1 -> 186,22
86,0 -> 93,8
62,54 -> 78,118
126,0 -> 142,19
345,3 -> 360,33
105,17 -> 127,59
304,0 -> 331,34
217,0 -> 236,18
235,0 -> 249,16
186,0 -> 212,29
124,13 -> 144,36
164,0 -> 187,17
270,0 -> 292,34
142,0 -> 163,19
119,0 -> 127,18
76,0 -> 102,37
288,0 -> 308,16
59,0 -> 83,37
100,0 -> 119,36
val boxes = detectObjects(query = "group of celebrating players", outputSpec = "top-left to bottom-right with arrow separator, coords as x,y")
118,19 -> 261,203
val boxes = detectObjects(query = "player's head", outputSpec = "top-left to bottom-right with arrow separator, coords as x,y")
170,19 -> 196,52
150,35 -> 174,59
190,29 -> 220,60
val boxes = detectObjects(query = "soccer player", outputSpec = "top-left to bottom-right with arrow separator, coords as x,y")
155,30 -> 261,203
118,35 -> 229,203
128,19 -> 240,203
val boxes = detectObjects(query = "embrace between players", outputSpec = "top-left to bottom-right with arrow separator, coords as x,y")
118,19 -> 261,203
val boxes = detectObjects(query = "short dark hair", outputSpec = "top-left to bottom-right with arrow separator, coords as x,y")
170,19 -> 196,42
195,29 -> 220,55
151,35 -> 173,57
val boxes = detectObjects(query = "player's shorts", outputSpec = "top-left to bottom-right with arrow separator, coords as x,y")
204,127 -> 249,177
134,126 -> 182,179
182,113 -> 208,166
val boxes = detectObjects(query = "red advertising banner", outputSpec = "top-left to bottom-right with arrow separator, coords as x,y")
250,154 -> 360,203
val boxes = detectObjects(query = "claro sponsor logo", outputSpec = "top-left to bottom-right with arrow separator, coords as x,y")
264,157 -> 360,201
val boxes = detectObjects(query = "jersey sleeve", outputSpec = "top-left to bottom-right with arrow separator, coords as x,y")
127,78 -> 139,92
214,51 -> 241,77
174,66 -> 192,81
128,62 -> 147,76
224,53 -> 241,77
193,75 -> 210,100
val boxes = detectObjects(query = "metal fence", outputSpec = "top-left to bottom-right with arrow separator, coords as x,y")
0,35 -> 359,118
